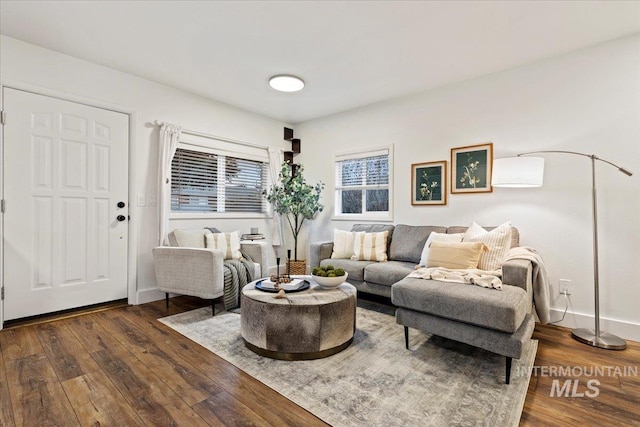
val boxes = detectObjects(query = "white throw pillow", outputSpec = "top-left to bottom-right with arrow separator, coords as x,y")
351,231 -> 389,262
462,221 -> 512,271
419,232 -> 464,267
205,231 -> 242,260
331,229 -> 357,259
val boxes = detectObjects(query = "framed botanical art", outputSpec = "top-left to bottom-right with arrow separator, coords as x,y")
451,142 -> 493,194
411,160 -> 447,205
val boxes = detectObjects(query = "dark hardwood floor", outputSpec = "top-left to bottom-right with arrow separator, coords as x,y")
1,296 -> 638,426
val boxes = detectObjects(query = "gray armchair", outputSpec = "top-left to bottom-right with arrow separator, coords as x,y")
152,229 -> 266,315
152,246 -> 225,314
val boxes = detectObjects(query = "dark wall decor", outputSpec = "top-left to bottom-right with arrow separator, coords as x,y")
411,160 -> 447,205
450,142 -> 493,194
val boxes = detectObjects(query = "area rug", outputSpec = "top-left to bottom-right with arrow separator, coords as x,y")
160,307 -> 536,426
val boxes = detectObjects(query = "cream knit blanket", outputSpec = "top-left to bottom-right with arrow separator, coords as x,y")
408,267 -> 503,290
503,246 -> 551,324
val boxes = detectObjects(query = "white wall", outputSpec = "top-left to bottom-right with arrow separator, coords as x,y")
3,34 -> 639,340
0,35 -> 287,303
297,35 -> 640,341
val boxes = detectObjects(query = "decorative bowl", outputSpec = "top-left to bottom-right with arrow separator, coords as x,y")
312,272 -> 348,288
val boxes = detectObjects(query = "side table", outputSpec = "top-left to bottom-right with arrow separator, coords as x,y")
240,239 -> 269,278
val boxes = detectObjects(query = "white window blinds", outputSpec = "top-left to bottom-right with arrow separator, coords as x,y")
171,147 -> 268,214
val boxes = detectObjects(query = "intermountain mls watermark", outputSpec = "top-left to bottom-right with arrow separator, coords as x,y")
517,365 -> 638,398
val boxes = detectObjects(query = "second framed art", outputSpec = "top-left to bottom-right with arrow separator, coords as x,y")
411,160 -> 447,205
451,142 -> 493,194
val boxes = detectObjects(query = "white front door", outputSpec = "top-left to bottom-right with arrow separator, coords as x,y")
2,88 -> 129,321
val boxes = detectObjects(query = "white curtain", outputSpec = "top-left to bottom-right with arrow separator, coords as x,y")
268,147 -> 285,247
158,123 -> 182,245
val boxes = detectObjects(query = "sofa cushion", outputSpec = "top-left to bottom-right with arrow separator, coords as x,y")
170,229 -> 207,248
364,261 -> 415,287
352,231 -> 389,261
391,277 -> 530,333
389,225 -> 447,263
320,259 -> 376,282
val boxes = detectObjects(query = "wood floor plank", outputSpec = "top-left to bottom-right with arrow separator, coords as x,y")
0,340 -> 17,427
91,346 -> 209,426
61,370 -> 146,426
94,310 -> 224,406
0,326 -> 44,361
62,312 -> 125,353
193,390 -> 271,427
5,353 -> 79,426
35,322 -> 100,382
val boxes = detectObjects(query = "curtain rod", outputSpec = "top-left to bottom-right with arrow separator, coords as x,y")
153,120 -> 272,151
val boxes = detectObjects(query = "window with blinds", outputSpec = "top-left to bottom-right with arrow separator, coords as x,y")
334,146 -> 392,219
171,147 -> 267,214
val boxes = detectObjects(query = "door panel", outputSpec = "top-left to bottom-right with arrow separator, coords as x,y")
3,88 -> 129,320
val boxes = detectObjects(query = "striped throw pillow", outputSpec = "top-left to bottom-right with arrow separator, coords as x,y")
351,231 -> 389,262
205,231 -> 242,260
331,229 -> 357,259
462,222 -> 512,271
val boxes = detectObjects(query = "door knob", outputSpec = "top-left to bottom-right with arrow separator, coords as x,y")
117,201 -> 126,208
117,215 -> 126,222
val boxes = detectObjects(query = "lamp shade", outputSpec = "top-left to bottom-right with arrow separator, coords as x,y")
492,156 -> 545,188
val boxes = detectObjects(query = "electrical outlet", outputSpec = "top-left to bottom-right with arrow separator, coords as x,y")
559,279 -> 572,296
137,194 -> 146,207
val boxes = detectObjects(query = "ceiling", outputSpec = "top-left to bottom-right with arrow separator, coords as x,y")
1,1 -> 639,124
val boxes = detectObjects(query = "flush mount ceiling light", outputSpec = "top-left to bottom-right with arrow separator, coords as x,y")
268,75 -> 305,92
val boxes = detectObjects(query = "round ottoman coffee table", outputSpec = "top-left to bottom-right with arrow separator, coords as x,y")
240,280 -> 356,360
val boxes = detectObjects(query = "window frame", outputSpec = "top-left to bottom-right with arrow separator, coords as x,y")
169,133 -> 271,220
332,144 -> 394,222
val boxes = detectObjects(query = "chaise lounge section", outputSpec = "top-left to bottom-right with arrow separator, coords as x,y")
310,223 -> 536,383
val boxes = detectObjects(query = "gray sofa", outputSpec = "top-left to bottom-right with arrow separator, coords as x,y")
309,224 -> 535,383
310,224 -> 527,299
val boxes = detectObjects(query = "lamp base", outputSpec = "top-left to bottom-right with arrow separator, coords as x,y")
571,328 -> 626,350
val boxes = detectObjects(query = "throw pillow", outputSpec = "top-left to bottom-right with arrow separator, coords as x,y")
426,241 -> 488,270
205,231 -> 242,260
419,232 -> 464,267
462,221 -> 512,271
331,229 -> 357,259
351,231 -> 389,262
173,229 -> 208,248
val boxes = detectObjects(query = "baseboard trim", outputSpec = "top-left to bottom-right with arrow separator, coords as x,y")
137,288 -> 167,305
549,308 -> 640,343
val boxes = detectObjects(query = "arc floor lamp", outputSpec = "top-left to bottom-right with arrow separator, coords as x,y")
492,150 -> 633,350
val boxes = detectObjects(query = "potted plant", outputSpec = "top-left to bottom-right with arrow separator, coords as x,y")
264,162 -> 324,274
